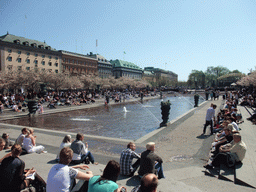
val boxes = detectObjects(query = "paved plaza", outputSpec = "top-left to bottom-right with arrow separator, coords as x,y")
0,96 -> 255,191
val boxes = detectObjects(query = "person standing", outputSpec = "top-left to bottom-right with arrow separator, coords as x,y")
202,104 -> 217,135
120,142 -> 140,177
138,142 -> 164,179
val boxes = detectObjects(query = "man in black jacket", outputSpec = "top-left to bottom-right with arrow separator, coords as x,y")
138,142 -> 164,179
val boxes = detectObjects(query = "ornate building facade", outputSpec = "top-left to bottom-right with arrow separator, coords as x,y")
60,51 -> 97,75
144,67 -> 178,82
0,33 -> 61,73
88,52 -> 112,78
110,59 -> 143,79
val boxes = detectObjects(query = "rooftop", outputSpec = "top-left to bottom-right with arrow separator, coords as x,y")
87,52 -> 111,63
0,32 -> 56,51
110,59 -> 142,71
144,66 -> 177,76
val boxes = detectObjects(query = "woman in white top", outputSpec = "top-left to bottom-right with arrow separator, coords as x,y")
56,135 -> 72,160
23,128 -> 45,154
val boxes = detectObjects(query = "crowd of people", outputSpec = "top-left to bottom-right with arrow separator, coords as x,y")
0,129 -> 162,192
0,89 -> 158,115
1,88 -> 254,191
203,90 -> 248,170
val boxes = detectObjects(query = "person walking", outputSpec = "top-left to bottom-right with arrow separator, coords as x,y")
202,104 -> 217,135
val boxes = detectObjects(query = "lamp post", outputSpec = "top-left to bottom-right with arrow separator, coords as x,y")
194,77 -> 197,93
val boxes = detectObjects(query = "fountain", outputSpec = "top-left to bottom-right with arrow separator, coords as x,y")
174,92 -> 194,107
1,96 -> 203,140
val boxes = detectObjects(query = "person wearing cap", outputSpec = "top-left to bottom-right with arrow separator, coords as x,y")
138,142 -> 164,179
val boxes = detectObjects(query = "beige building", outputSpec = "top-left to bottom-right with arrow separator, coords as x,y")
60,50 -> 98,75
0,33 -> 62,73
144,67 -> 178,82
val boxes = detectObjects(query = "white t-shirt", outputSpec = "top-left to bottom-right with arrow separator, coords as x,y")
16,133 -> 26,146
231,122 -> 239,131
56,142 -> 71,160
46,164 -> 78,192
205,107 -> 215,121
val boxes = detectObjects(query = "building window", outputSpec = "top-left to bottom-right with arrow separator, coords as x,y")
8,57 -> 12,61
27,52 -> 30,56
17,58 -> 22,63
26,59 -> 30,64
49,56 -> 52,59
55,70 -> 58,73
35,60 -> 38,64
48,69 -> 52,72
7,65 -> 12,70
48,62 -> 52,66
35,53 -> 38,57
26,67 -> 30,70
42,55 -> 45,58
14,40 -> 20,44
42,61 -> 45,65
55,63 -> 58,67
18,50 -> 21,54
8,49 -> 12,53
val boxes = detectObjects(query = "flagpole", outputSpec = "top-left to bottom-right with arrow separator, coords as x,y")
96,39 -> 98,54
123,51 -> 126,60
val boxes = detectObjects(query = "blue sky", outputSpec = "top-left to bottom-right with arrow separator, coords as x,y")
1,0 -> 255,81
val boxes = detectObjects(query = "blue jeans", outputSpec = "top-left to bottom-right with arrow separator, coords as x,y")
71,151 -> 95,165
155,162 -> 165,179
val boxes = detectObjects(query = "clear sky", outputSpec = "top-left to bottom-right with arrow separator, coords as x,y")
1,0 -> 255,81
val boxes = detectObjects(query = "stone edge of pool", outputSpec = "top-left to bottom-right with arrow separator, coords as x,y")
0,100 -> 208,145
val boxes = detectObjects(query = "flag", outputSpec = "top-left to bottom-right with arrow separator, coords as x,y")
25,15 -> 27,19
96,39 -> 98,47
124,51 -> 126,54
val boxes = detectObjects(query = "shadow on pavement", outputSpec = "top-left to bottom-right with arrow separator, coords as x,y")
47,159 -> 58,164
196,134 -> 211,139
